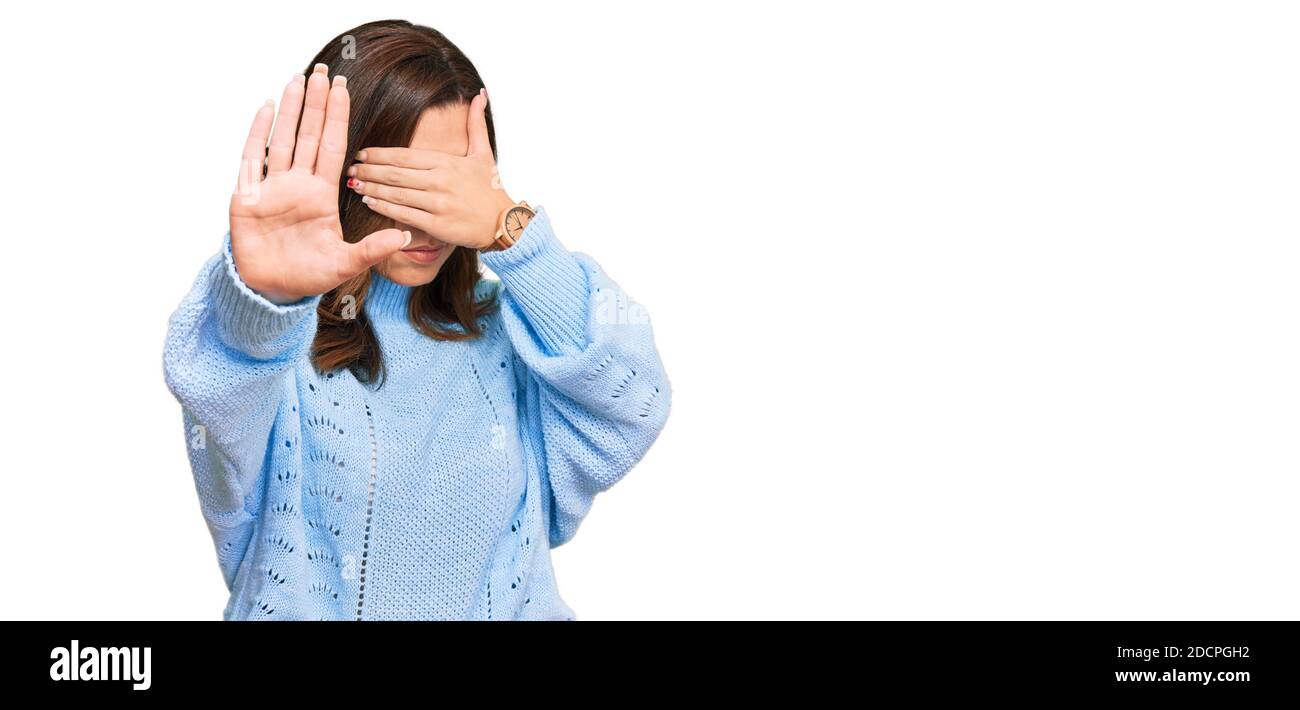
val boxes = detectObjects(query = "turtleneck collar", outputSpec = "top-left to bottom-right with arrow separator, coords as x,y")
365,272 -> 414,321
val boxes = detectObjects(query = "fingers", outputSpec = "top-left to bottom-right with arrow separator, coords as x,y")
353,147 -> 450,170
359,195 -> 444,234
315,75 -> 350,181
292,63 -> 331,172
267,74 -> 306,173
237,100 -> 275,192
466,88 -> 492,159
348,179 -> 435,211
347,163 -> 436,189
339,228 -> 412,278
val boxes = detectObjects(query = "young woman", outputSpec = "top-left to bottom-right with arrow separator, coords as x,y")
162,19 -> 671,620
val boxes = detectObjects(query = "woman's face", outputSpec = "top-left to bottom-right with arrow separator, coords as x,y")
371,102 -> 471,286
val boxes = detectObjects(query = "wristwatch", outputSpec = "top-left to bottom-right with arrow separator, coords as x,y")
480,201 -> 535,252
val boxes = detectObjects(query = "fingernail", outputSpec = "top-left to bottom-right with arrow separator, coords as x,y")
347,165 -> 357,176
362,195 -> 375,205
333,75 -> 347,88
347,178 -> 362,189
263,99 -> 274,109
402,231 -> 412,247
292,73 -> 305,85
355,150 -> 368,162
314,63 -> 328,74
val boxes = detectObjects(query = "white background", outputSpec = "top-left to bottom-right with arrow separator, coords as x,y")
2,1 -> 1297,620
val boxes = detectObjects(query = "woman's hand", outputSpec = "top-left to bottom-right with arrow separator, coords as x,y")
229,64 -> 411,305
345,88 -> 515,250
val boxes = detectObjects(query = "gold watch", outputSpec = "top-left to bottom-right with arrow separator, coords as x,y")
480,200 -> 535,252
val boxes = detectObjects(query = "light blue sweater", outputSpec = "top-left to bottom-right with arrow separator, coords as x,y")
162,206 -> 671,620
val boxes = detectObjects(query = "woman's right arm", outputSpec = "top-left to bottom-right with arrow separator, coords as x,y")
162,237 -> 320,525
162,64 -> 409,541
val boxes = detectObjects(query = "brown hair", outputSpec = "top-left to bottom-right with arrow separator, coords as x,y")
307,19 -> 500,386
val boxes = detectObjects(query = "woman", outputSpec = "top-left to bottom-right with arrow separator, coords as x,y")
162,19 -> 671,620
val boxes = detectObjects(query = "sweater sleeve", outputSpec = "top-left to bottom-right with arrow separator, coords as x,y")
480,206 -> 672,547
162,232 -> 319,534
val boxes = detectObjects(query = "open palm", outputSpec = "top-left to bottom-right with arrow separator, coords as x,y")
229,64 -> 409,305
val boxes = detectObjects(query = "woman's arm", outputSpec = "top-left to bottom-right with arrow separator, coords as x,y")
163,237 -> 318,527
480,207 -> 673,547
164,65 -> 408,583
344,91 -> 671,546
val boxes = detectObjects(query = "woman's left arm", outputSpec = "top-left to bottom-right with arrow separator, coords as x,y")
479,206 -> 673,548
346,89 -> 671,546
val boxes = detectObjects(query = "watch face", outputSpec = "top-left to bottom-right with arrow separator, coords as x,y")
504,206 -> 533,239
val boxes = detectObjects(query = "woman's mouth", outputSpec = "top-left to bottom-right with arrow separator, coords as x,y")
401,244 -> 444,264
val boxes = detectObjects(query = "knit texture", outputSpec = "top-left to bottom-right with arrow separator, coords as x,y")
162,206 -> 671,620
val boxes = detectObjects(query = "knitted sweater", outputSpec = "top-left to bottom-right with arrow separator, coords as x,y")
162,206 -> 671,620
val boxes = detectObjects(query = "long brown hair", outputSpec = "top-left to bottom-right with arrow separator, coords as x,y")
307,19 -> 500,386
